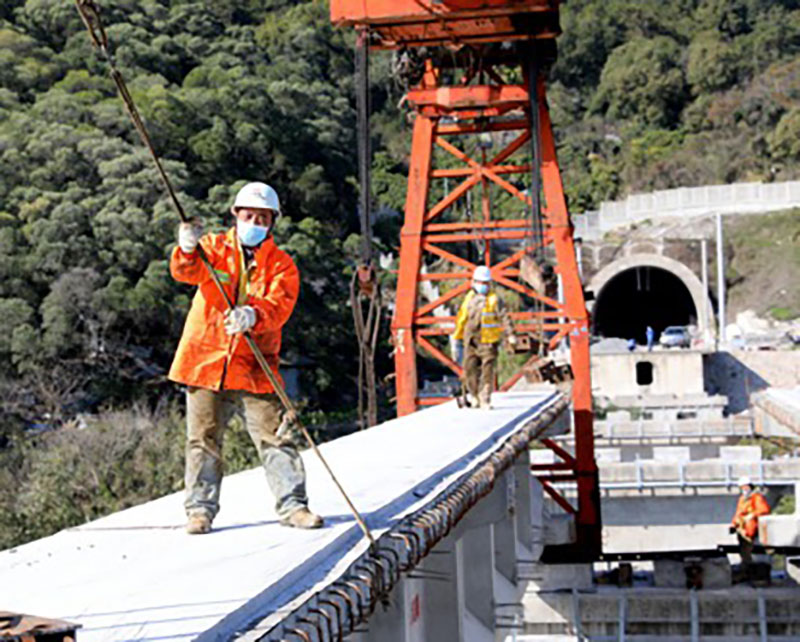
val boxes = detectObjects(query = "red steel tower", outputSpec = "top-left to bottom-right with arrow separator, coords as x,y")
331,0 -> 600,560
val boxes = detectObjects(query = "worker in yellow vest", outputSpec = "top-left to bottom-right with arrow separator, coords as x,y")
452,266 -> 516,409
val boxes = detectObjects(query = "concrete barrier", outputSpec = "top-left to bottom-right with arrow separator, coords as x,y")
573,180 -> 800,240
760,482 -> 800,547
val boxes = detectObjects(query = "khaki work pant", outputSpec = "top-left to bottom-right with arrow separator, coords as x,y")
184,387 -> 307,520
463,340 -> 498,405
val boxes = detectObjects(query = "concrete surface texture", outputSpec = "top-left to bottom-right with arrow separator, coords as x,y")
760,482 -> 800,548
592,351 -> 706,398
704,351 -> 800,414
345,456 -> 535,642
0,390 -> 560,642
753,386 -> 800,438
521,586 -> 800,640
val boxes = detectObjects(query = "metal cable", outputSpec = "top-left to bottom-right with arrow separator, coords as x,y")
352,27 -> 381,429
74,0 -> 375,548
526,56 -> 547,356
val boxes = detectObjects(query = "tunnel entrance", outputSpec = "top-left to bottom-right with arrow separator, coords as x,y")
593,266 -> 697,344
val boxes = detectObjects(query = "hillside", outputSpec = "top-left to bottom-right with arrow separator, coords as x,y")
725,210 -> 800,321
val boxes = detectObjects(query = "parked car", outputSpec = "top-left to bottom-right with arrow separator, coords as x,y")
659,325 -> 691,348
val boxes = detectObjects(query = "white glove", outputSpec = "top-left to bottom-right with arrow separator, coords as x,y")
178,221 -> 202,254
224,305 -> 257,335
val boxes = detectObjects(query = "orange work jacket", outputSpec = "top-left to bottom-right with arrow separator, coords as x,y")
168,228 -> 299,394
731,491 -> 770,540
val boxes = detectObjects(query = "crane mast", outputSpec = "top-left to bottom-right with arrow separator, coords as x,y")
331,0 -> 601,560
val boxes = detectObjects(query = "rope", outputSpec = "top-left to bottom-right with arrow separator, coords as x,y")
353,28 -> 381,429
526,57 -> 546,357
74,0 -> 375,548
351,271 -> 381,429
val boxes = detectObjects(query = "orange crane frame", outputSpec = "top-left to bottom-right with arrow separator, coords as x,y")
331,0 -> 601,560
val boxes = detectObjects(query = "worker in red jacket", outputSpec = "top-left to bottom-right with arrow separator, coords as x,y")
170,181 -> 322,535
729,476 -> 771,565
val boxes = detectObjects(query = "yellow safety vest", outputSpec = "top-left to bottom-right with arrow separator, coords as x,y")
453,290 -> 504,344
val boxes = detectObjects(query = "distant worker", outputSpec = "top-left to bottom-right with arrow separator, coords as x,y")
452,266 -> 516,409
169,182 -> 322,535
627,338 -> 636,352
646,325 -> 655,351
729,476 -> 771,565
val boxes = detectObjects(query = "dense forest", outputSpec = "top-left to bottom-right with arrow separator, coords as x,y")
2,0 -> 800,548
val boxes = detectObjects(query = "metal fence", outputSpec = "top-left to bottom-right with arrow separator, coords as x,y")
573,180 -> 800,240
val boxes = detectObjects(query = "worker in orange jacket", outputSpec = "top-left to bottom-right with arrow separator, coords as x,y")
169,181 -> 322,535
729,476 -> 770,565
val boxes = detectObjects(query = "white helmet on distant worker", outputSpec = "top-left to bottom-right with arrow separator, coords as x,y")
472,265 -> 492,282
737,476 -> 752,488
233,182 -> 281,214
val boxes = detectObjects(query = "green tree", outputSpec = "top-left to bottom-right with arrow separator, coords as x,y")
687,31 -> 740,93
592,36 -> 688,128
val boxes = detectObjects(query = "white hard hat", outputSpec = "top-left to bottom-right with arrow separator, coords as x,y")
473,265 -> 492,282
233,182 -> 281,214
737,476 -> 752,487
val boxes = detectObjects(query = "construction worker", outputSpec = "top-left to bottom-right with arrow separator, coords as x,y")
452,266 -> 516,409
169,182 -> 323,535
729,476 -> 771,566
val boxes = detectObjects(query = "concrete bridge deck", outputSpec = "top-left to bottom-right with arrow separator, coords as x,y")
0,390 -> 564,641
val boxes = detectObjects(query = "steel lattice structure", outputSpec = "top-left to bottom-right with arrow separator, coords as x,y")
331,0 -> 601,560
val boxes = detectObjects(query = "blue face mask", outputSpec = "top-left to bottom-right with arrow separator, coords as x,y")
474,282 -> 489,295
237,220 -> 269,247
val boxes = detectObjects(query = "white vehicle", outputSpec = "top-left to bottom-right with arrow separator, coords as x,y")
659,325 -> 691,348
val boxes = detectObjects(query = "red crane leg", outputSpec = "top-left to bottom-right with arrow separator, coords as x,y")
538,81 -> 601,558
392,115 -> 436,416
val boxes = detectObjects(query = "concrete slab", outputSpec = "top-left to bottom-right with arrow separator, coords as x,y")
591,351 -> 705,397
524,586 -> 800,640
761,515 -> 800,547
0,390 -> 561,642
519,562 -> 593,591
753,386 -> 800,437
720,445 -> 762,461
594,447 -> 622,463
542,514 -> 575,547
652,446 -> 691,462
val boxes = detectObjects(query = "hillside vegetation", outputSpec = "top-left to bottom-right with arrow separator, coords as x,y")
725,210 -> 800,321
1,0 -> 800,548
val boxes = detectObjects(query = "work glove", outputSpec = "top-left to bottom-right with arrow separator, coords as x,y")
223,305 -> 256,335
453,339 -> 464,365
728,525 -> 737,535
178,220 -> 202,254
505,333 -> 518,355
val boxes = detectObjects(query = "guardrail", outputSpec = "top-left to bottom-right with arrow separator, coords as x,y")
553,418 -> 754,443
594,459 -> 799,491
572,180 -> 800,239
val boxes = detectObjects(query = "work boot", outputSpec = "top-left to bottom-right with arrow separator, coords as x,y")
466,393 -> 480,408
281,507 -> 324,529
186,512 -> 212,535
478,395 -> 492,410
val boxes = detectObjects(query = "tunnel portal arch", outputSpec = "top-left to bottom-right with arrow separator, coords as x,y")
588,254 -> 714,343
